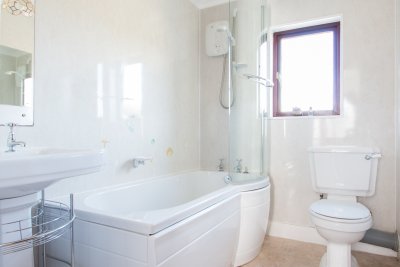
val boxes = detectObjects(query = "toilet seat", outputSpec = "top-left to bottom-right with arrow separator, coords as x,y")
310,200 -> 370,221
310,211 -> 372,233
310,209 -> 371,224
309,200 -> 372,233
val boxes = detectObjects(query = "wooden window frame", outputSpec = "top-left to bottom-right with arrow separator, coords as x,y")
272,22 -> 341,117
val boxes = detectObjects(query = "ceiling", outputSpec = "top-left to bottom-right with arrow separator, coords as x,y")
190,0 -> 229,9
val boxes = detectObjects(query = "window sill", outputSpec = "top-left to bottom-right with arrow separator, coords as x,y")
268,114 -> 342,120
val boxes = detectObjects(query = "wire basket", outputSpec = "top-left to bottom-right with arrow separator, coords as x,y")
0,197 -> 75,255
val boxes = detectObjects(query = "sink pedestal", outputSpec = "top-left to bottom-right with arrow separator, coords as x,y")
0,147 -> 104,266
0,193 -> 40,267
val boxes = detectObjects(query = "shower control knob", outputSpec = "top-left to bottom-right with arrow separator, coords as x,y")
224,175 -> 232,184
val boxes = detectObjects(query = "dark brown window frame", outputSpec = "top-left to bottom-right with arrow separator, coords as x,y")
272,22 -> 341,117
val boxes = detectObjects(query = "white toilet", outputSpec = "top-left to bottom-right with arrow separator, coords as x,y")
308,146 -> 381,267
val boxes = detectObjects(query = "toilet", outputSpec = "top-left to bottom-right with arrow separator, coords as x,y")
308,146 -> 381,267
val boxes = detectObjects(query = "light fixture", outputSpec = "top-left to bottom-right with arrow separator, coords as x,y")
2,0 -> 34,17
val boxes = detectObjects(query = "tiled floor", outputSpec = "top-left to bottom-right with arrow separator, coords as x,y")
243,237 -> 399,267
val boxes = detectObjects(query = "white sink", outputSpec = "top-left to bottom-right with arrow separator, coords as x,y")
0,148 -> 105,199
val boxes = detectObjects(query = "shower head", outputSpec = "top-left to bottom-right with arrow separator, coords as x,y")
243,74 -> 274,87
232,8 -> 238,18
5,71 -> 25,79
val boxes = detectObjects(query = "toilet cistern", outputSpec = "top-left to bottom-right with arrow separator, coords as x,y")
308,146 -> 381,267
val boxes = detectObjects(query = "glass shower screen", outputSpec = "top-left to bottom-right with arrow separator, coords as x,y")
228,0 -> 270,181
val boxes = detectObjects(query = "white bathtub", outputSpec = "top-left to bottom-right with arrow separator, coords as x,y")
48,171 -> 270,267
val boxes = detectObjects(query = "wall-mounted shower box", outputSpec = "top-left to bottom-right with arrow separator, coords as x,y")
205,21 -> 229,56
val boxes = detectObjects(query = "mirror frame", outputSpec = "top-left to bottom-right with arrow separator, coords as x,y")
0,104 -> 33,125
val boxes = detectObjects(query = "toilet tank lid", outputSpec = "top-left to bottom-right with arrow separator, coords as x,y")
310,200 -> 371,220
308,146 -> 378,153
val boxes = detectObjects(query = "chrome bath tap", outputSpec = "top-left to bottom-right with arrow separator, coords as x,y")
217,159 -> 225,172
6,123 -> 26,152
234,159 -> 242,173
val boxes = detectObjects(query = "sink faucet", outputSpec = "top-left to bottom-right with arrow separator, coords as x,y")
6,123 -> 26,152
234,159 -> 242,173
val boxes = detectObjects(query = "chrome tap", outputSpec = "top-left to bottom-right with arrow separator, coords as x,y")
234,159 -> 242,173
243,167 -> 249,174
217,159 -> 225,172
6,123 -> 26,152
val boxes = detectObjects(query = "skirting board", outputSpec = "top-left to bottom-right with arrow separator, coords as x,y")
268,221 -> 397,258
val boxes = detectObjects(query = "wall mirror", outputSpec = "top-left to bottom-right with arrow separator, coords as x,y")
0,0 -> 34,126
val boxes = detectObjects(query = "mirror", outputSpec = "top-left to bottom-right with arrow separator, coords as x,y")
0,0 -> 34,126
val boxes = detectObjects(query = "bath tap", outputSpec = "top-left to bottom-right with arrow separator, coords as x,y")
234,159 -> 242,173
217,159 -> 225,172
6,123 -> 26,152
243,167 -> 249,174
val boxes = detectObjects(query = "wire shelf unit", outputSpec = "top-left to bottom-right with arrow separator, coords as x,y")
0,193 -> 75,260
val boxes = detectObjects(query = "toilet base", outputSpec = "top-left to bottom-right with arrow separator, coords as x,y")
319,253 -> 359,267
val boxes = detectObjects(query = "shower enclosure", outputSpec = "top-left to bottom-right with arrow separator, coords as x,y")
227,0 -> 271,182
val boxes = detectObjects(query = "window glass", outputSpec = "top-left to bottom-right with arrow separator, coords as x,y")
273,22 -> 340,117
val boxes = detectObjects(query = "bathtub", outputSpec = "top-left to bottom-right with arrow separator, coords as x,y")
48,171 -> 270,267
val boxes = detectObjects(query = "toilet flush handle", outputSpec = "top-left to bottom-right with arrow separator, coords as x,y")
365,153 -> 382,160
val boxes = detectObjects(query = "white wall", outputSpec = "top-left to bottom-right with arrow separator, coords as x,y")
0,9 -> 34,53
269,0 -> 397,232
200,4 -> 230,171
0,0 -> 201,197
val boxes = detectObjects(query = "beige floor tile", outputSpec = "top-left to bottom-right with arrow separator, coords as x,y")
243,236 -> 399,267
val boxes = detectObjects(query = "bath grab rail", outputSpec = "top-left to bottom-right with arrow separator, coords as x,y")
242,74 -> 274,87
133,157 -> 153,168
364,153 -> 382,160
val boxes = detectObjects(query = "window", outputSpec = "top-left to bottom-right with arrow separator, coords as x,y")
272,22 -> 340,117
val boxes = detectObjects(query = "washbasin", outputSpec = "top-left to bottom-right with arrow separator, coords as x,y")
0,148 -> 104,199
